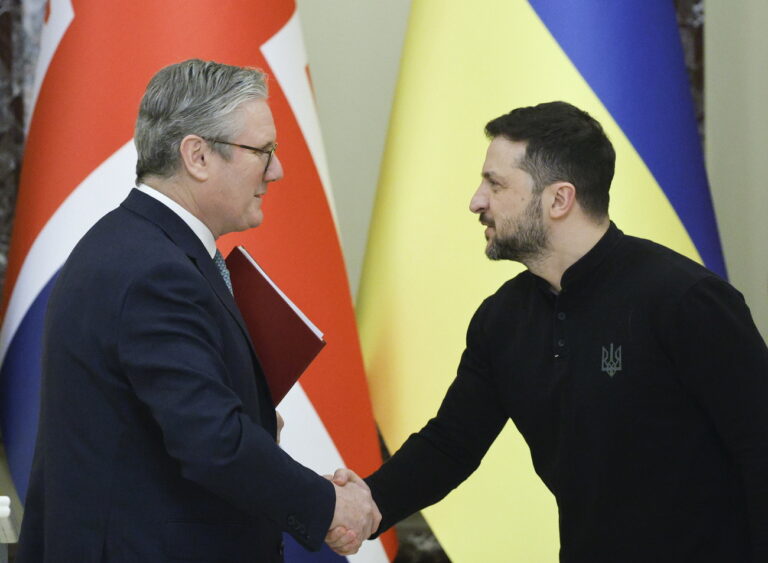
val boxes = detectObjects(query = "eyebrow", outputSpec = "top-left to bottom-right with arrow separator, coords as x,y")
482,171 -> 502,182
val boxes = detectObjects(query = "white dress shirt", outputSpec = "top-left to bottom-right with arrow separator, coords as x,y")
137,183 -> 217,258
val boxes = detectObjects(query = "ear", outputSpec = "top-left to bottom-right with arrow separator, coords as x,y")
547,181 -> 577,219
178,135 -> 210,181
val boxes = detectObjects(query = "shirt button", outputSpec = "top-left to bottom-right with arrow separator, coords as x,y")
557,312 -> 566,320
557,339 -> 565,347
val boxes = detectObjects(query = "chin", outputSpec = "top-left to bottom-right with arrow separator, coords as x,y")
228,215 -> 263,235
250,212 -> 264,228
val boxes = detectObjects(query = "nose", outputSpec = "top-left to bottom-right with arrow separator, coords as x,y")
265,153 -> 284,182
469,183 -> 488,214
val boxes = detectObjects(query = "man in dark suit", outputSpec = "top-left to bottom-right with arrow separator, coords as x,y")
17,59 -> 378,562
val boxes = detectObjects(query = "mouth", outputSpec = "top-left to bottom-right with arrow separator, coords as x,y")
479,215 -> 494,238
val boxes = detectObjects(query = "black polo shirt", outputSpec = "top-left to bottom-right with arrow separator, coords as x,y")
367,223 -> 768,562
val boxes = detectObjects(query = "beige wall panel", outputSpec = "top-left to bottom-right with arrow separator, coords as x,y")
706,0 -> 768,339
295,0 -> 412,297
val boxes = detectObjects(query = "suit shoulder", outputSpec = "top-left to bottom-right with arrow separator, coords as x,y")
80,205 -> 178,252
56,206 -> 199,303
70,207 -> 190,270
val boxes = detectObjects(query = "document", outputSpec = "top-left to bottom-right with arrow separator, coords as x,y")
226,246 -> 326,405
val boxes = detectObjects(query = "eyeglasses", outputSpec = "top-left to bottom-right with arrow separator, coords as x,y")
205,138 -> 277,174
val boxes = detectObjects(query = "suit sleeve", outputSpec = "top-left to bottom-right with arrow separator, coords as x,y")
365,299 -> 508,534
116,260 -> 334,551
669,276 -> 768,561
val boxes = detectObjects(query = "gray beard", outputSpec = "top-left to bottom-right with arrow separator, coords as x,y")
486,196 -> 549,263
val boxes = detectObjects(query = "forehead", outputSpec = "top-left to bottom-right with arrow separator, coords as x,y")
484,137 -> 527,171
235,99 -> 276,141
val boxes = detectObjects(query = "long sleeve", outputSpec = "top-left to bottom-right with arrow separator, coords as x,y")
667,276 -> 768,561
366,301 -> 508,533
117,259 -> 335,550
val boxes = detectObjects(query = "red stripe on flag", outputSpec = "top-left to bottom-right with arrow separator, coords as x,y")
3,0 -> 292,316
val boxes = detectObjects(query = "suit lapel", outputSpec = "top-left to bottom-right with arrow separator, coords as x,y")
120,189 -> 258,358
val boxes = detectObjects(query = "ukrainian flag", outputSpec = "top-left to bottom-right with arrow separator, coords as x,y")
358,2 -> 725,561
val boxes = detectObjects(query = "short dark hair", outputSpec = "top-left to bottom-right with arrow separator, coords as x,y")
485,101 -> 615,219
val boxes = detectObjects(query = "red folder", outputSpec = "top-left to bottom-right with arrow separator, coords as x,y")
225,246 -> 326,405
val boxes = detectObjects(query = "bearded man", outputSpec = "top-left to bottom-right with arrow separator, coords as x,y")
328,101 -> 768,562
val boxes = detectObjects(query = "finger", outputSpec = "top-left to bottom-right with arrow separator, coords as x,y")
329,539 -> 355,554
331,470 -> 350,486
325,526 -> 349,544
331,534 -> 362,556
347,469 -> 370,491
327,529 -> 357,551
342,538 -> 364,556
334,544 -> 361,556
331,468 -> 351,485
332,467 -> 369,489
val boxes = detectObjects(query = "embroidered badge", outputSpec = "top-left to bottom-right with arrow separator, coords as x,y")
601,343 -> 622,377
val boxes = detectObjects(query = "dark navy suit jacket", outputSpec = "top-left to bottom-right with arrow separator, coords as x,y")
17,189 -> 334,562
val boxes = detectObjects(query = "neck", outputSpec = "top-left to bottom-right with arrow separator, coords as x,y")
526,216 -> 610,292
142,176 -> 218,237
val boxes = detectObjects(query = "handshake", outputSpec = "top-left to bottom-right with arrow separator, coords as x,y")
325,468 -> 381,555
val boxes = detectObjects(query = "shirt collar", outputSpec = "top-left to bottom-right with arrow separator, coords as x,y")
137,183 -> 217,258
559,221 -> 623,291
533,222 -> 624,295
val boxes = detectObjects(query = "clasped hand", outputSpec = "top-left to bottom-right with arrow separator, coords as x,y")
325,468 -> 381,555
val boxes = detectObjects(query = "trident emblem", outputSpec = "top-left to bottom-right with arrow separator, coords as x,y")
601,343 -> 622,377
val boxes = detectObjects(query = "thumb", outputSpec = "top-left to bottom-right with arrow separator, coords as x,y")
332,468 -> 352,486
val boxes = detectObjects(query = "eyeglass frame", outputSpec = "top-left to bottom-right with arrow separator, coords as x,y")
204,137 -> 277,174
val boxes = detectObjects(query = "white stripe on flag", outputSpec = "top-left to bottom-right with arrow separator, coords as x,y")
0,141 -> 135,366
261,10 -> 338,226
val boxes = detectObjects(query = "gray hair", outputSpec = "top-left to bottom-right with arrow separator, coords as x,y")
134,59 -> 268,184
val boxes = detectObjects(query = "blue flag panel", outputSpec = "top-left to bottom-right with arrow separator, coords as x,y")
529,0 -> 726,277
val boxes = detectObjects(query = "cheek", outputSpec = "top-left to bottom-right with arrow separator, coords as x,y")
491,198 -> 513,219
